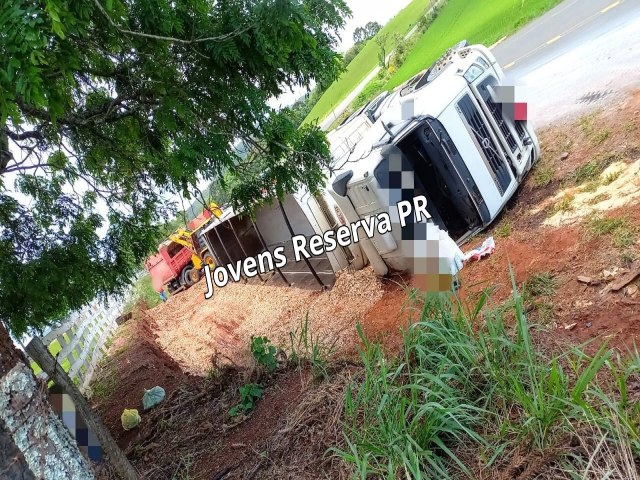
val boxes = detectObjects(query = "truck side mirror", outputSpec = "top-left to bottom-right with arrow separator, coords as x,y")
332,170 -> 354,197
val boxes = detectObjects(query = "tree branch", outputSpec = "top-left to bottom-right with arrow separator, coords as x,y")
93,0 -> 255,45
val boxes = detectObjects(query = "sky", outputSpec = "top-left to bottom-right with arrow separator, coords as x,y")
269,0 -> 413,109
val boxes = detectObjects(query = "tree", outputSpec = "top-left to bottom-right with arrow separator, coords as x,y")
376,33 -> 390,69
0,0 -> 350,475
0,322 -> 96,479
353,20 -> 381,44
0,0 -> 350,336
364,21 -> 382,39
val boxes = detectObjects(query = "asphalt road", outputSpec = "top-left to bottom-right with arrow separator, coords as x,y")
493,0 -> 640,125
493,0 -> 639,72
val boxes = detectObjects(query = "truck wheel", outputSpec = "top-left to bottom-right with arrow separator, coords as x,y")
181,266 -> 200,287
167,280 -> 180,294
188,268 -> 201,285
202,253 -> 215,269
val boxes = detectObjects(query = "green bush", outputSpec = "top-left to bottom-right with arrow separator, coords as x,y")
250,335 -> 278,372
229,383 -> 264,417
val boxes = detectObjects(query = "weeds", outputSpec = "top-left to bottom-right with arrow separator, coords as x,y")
623,120 -> 637,133
603,170 -> 622,185
551,194 -> 575,215
229,383 -> 264,417
621,251 -> 637,267
495,217 -> 513,238
251,335 -> 278,372
590,128 -> 611,146
573,152 -> 621,186
573,160 -> 603,184
288,314 -> 334,381
587,192 -> 611,205
588,215 -> 638,248
171,455 -> 194,480
533,162 -> 555,187
525,271 -> 557,297
335,276 -> 640,478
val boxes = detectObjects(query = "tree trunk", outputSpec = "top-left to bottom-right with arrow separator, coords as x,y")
0,322 -> 95,479
25,336 -> 138,480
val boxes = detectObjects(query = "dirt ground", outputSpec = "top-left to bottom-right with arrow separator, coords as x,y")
90,90 -> 640,479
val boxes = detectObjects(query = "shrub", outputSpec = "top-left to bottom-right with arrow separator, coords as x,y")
229,383 -> 264,417
250,335 -> 278,372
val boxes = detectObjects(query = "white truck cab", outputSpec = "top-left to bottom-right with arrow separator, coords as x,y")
323,42 -> 540,276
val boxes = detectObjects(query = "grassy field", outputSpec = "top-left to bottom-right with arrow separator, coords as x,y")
303,0 -> 432,125
385,0 -> 563,89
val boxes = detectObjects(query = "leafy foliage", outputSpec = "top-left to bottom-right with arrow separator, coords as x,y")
0,0 -> 350,335
336,283 -> 616,477
353,21 -> 381,44
250,335 -> 278,372
229,383 -> 264,417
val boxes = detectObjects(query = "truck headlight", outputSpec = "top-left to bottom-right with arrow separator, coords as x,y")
476,56 -> 490,70
463,64 -> 484,83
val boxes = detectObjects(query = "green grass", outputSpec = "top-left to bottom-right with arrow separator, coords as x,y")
550,194 -> 575,215
588,215 -> 638,248
303,0 -> 431,124
385,0 -> 563,90
123,273 -> 163,313
494,217 -> 512,238
524,271 -> 557,297
335,280 -> 640,478
532,161 -> 555,187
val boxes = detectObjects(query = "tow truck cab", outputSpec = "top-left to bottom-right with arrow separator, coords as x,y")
327,43 -> 540,275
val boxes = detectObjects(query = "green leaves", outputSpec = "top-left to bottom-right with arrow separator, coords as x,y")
250,335 -> 278,372
229,383 -> 264,417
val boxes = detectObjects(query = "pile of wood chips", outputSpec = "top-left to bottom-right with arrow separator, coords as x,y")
147,267 -> 385,375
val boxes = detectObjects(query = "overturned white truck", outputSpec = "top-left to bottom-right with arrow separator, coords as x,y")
297,42 -> 540,278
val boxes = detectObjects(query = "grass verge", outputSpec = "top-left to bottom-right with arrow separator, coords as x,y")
334,278 -> 640,478
303,0 -> 431,124
385,0 -> 563,90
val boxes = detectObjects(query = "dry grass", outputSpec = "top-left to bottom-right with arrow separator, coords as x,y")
239,368 -> 354,479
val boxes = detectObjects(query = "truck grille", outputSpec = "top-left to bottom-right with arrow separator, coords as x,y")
457,94 -> 512,195
478,79 -> 517,153
514,120 -> 527,141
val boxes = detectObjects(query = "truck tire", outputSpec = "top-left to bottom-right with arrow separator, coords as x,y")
167,279 -> 181,294
202,252 -> 216,269
180,266 -> 200,287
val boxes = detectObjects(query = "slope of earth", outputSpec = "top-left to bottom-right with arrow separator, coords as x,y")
92,319 -> 356,479
88,309 -> 195,452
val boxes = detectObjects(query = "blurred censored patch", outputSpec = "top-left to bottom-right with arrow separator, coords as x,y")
376,147 -> 461,292
493,84 -> 528,121
49,383 -> 102,462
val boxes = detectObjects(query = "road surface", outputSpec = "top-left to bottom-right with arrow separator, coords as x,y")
494,0 -> 640,125
321,0 -> 640,130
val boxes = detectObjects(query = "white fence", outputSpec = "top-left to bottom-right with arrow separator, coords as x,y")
33,301 -> 121,392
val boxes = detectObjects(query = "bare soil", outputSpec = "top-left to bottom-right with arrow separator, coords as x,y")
91,90 -> 640,478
